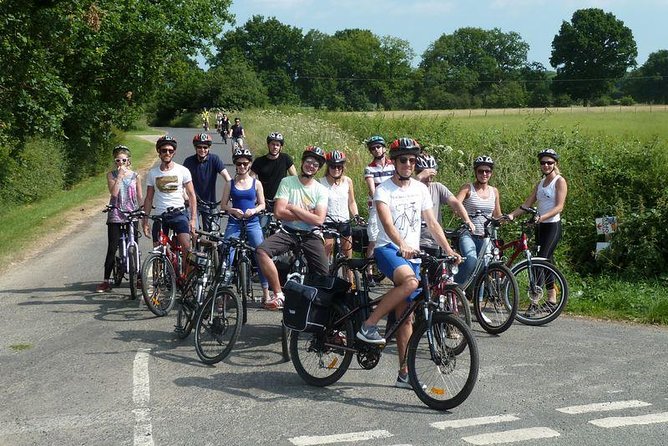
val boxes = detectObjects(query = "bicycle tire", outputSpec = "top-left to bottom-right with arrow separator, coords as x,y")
281,324 -> 292,363
128,245 -> 139,300
333,262 -> 359,290
407,312 -> 479,411
289,303 -> 354,387
113,253 -> 123,286
238,260 -> 249,325
473,263 -> 518,335
175,270 -> 197,339
140,252 -> 177,317
512,259 -> 569,326
440,285 -> 471,327
194,288 -> 241,364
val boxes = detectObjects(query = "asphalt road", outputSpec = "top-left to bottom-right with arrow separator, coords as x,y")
1,128 -> 667,446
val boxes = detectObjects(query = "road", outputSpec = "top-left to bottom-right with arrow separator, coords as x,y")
1,128 -> 667,445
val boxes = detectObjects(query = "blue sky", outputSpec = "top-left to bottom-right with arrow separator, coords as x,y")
225,0 -> 668,68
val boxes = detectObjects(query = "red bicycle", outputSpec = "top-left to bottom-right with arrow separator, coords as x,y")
497,206 -> 569,325
140,214 -> 189,316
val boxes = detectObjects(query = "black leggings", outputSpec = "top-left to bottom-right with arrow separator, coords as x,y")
104,223 -> 123,280
536,221 -> 562,290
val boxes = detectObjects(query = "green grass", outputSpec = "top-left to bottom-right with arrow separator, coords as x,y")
0,134 -> 157,269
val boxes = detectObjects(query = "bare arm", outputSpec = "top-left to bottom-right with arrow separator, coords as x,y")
220,169 -> 232,183
492,186 -> 503,218
244,180 -> 266,217
135,173 -> 144,207
365,176 -> 375,198
346,177 -> 359,217
287,165 -> 298,176
446,195 -> 474,232
423,208 -> 460,260
142,186 -> 155,236
286,202 -> 327,226
184,181 -> 198,231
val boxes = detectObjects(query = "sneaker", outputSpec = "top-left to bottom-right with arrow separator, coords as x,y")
395,373 -> 413,389
263,295 -> 284,310
96,282 -> 111,293
540,301 -> 557,314
356,324 -> 386,344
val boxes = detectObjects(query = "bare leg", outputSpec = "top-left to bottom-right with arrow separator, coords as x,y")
257,248 -> 281,295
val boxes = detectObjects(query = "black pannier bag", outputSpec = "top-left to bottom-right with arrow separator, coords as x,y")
283,275 -> 351,332
351,225 -> 369,253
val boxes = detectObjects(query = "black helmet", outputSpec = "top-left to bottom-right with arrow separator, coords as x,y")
232,148 -> 253,162
537,148 -> 559,161
156,135 -> 177,150
473,155 -> 494,169
113,145 -> 131,156
267,132 -> 284,145
388,137 -> 421,159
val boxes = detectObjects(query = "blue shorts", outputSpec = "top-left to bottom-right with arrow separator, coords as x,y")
152,210 -> 190,242
374,243 -> 421,282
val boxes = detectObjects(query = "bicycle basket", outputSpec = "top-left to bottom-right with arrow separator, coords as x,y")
351,225 -> 369,253
283,275 -> 350,332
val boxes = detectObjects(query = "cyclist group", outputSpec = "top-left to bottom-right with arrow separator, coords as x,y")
97,129 -> 567,388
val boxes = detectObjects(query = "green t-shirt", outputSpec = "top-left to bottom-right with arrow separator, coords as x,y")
275,176 -> 329,231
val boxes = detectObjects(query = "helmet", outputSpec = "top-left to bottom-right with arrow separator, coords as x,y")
266,132 -> 284,145
537,148 -> 559,161
366,135 -> 386,148
302,145 -> 326,165
193,133 -> 212,147
156,135 -> 177,150
113,145 -> 131,156
232,147 -> 253,162
473,155 -> 494,169
416,154 -> 437,171
325,150 -> 346,165
388,137 -> 421,159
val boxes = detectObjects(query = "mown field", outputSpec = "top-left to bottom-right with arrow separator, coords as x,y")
241,107 -> 668,325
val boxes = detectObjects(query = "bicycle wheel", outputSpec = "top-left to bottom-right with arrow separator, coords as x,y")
512,259 -> 569,326
439,285 -> 471,327
407,313 -> 478,411
473,263 -> 518,335
128,245 -> 139,300
333,262 -> 359,290
237,260 -> 249,325
289,303 -> 354,387
194,288 -> 242,365
112,251 -> 123,286
175,271 -> 197,339
140,252 -> 177,317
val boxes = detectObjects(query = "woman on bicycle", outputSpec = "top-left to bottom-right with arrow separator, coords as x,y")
319,150 -> 360,266
97,145 -> 143,293
454,155 -> 504,286
221,147 -> 270,303
508,149 -> 568,311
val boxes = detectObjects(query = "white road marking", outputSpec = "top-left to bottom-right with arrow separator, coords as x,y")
589,412 -> 668,428
289,429 -> 393,445
462,427 -> 560,445
556,400 -> 651,414
133,349 -> 154,446
432,414 -> 520,429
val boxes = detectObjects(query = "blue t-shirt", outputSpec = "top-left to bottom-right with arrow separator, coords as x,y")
183,153 -> 226,202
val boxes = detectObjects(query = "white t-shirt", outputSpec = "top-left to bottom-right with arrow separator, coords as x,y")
374,178 -> 433,250
319,176 -> 350,222
146,163 -> 192,214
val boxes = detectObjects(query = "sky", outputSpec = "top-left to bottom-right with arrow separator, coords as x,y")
224,0 -> 668,68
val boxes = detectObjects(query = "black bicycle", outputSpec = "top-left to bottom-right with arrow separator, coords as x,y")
288,251 -> 479,411
102,205 -> 144,300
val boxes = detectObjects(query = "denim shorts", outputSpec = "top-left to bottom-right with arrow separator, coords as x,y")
151,210 -> 190,241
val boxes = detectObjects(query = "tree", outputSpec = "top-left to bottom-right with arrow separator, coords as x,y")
623,50 -> 668,103
418,27 -> 529,108
550,8 -> 637,103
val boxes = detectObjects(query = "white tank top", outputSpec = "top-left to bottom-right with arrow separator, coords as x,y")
463,183 -> 496,236
320,176 -> 350,222
537,175 -> 561,223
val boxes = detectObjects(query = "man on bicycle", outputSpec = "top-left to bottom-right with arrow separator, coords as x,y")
142,136 -> 198,258
183,132 -> 231,230
356,137 -> 461,389
256,146 -> 329,310
229,117 -> 245,150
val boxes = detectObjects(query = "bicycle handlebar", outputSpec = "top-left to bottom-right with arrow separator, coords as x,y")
103,205 -> 145,220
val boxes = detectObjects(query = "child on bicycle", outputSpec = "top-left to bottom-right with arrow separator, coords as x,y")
356,138 -> 461,389
97,145 -> 143,293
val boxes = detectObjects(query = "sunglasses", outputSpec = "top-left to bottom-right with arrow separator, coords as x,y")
540,161 -> 555,166
196,145 -> 209,150
477,169 -> 492,175
159,148 -> 175,154
329,165 -> 343,170
115,158 -> 128,163
235,161 -> 250,167
397,156 -> 416,165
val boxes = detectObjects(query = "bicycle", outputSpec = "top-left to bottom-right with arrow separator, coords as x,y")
449,212 -> 519,335
140,212 -> 188,317
189,230 -> 243,364
427,253 -> 472,327
498,206 -> 569,325
196,198 -> 223,233
322,216 -> 365,285
102,205 -> 144,300
288,251 -> 479,411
